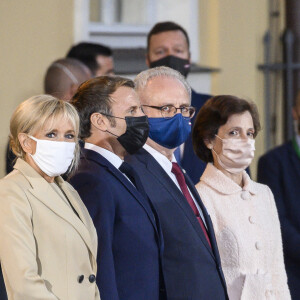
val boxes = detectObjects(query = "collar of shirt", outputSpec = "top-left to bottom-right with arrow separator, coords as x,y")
84,142 -> 123,169
143,143 -> 207,227
143,143 -> 177,174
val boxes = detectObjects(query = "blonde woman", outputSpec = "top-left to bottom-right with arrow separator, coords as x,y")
192,95 -> 290,299
0,95 -> 100,300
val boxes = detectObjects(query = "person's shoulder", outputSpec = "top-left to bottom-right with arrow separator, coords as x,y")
0,170 -> 33,214
0,169 -> 30,190
191,90 -> 212,101
260,141 -> 291,161
248,176 -> 275,204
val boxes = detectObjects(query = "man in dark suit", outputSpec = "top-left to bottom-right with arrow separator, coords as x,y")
126,66 -> 228,300
146,21 -> 211,184
257,93 -> 300,299
69,76 -> 164,300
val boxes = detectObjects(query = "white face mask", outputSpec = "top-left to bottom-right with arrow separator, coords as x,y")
212,135 -> 255,174
29,136 -> 76,177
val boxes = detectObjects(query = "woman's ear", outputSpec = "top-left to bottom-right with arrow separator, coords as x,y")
90,112 -> 108,132
18,133 -> 35,155
204,139 -> 213,150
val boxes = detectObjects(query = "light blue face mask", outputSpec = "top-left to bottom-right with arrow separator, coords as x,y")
148,114 -> 191,149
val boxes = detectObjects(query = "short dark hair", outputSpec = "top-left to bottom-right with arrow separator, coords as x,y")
71,76 -> 134,139
66,42 -> 112,75
147,21 -> 190,51
192,95 -> 261,163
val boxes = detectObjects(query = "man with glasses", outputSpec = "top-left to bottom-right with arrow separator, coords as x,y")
126,66 -> 228,300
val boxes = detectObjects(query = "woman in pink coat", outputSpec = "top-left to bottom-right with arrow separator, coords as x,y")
192,95 -> 290,300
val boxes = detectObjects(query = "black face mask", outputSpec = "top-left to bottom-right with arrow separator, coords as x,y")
106,115 -> 149,154
149,55 -> 190,77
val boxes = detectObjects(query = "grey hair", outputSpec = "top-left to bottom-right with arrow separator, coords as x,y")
134,66 -> 191,99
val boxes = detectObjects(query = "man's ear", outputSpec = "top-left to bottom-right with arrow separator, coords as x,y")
90,112 -> 108,131
18,133 -> 35,155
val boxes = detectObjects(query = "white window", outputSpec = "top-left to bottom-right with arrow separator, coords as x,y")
74,0 -> 200,62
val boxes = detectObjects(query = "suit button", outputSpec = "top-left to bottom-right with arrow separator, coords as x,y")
255,242 -> 262,250
249,216 -> 255,224
78,275 -> 84,283
89,274 -> 96,283
241,191 -> 250,200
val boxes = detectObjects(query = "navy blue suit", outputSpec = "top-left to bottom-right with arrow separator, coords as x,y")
180,90 -> 211,184
126,148 -> 228,300
69,149 -> 164,300
257,141 -> 300,299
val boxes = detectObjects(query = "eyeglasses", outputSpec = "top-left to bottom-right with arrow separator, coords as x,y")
142,105 -> 196,119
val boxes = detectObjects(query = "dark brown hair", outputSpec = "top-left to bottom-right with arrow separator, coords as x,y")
147,21 -> 190,51
67,42 -> 112,76
71,76 -> 134,139
192,95 -> 261,162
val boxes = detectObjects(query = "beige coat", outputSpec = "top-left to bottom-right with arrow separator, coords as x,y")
196,163 -> 290,300
0,159 -> 100,300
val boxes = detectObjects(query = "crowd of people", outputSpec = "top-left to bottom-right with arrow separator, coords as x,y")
0,21 -> 297,300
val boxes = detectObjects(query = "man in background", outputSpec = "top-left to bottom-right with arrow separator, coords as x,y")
67,42 -> 114,76
44,57 -> 91,101
257,91 -> 300,299
146,21 -> 211,184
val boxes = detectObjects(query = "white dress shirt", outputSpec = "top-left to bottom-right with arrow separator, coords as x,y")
143,143 -> 207,227
85,142 -> 123,169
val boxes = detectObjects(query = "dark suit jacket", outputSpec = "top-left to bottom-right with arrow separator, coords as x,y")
69,149 -> 164,300
126,148 -> 228,300
0,267 -> 7,300
257,140 -> 300,299
180,90 -> 211,184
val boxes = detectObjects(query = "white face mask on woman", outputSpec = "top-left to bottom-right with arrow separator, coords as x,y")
29,136 -> 75,177
212,135 -> 255,174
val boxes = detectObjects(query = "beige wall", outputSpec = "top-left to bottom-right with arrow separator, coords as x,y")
199,0 -> 269,178
0,1 -> 270,179
0,0 -> 74,177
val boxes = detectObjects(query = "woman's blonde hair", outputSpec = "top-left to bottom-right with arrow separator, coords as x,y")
10,94 -> 80,172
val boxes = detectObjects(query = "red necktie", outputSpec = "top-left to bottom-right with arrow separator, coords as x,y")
171,162 -> 211,248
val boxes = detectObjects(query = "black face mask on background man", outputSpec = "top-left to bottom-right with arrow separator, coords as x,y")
106,115 -> 149,154
149,55 -> 190,78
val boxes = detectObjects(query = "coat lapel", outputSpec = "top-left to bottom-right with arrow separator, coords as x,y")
82,149 -> 159,236
14,159 -> 97,260
137,149 -> 215,259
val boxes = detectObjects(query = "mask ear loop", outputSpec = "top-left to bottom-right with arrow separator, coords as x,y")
209,136 -> 231,173
100,113 -> 126,137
